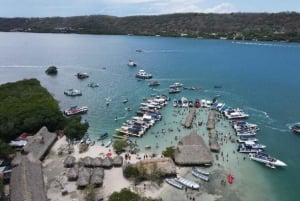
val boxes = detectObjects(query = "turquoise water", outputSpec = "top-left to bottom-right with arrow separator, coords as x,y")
0,32 -> 300,201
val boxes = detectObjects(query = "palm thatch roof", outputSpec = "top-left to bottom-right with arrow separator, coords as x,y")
64,155 -> 76,168
206,110 -> 215,129
174,131 -> 213,166
102,157 -> 113,169
183,108 -> 196,128
67,167 -> 79,181
136,157 -> 176,176
112,155 -> 123,167
209,138 -> 220,152
23,126 -> 57,162
83,156 -> 93,168
10,155 -> 47,201
93,157 -> 103,167
77,167 -> 90,188
90,168 -> 104,187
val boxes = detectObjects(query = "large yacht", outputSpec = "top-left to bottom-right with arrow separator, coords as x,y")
136,69 -> 152,79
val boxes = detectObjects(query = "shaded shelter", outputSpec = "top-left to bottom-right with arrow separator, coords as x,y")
174,131 -> 213,166
64,155 -> 76,168
112,155 -> 123,167
67,167 -> 79,181
77,167 -> 90,188
183,108 -> 196,128
93,157 -> 103,167
102,157 -> 113,169
83,156 -> 93,168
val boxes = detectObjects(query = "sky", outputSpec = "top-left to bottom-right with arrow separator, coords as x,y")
1,0 -> 300,18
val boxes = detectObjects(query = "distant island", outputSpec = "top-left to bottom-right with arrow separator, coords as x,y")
1,12 -> 300,42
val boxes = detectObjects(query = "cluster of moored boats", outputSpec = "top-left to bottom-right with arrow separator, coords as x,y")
115,95 -> 169,137
210,100 -> 287,168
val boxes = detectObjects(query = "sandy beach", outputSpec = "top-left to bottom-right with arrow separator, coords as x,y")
43,136 -> 169,201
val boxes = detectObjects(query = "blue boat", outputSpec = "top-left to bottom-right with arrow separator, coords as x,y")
98,132 -> 108,141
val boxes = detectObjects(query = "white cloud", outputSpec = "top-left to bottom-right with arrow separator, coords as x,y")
204,3 -> 235,13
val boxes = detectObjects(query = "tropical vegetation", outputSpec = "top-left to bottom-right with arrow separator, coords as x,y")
108,188 -> 162,201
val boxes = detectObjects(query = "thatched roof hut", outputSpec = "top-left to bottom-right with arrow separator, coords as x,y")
102,157 -> 113,169
112,155 -> 123,167
183,108 -> 196,128
77,167 -> 90,188
64,155 -> 76,168
206,111 -> 215,129
10,155 -> 47,201
209,138 -> 220,152
93,157 -> 103,167
174,131 -> 213,166
83,156 -> 93,168
67,167 -> 79,181
136,157 -> 176,176
23,126 -> 57,162
92,167 -> 105,178
90,168 -> 104,187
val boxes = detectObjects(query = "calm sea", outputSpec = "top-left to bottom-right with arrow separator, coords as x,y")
0,32 -> 300,201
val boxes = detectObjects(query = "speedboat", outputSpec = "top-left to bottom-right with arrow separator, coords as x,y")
224,108 -> 249,119
238,137 -> 258,143
168,87 -> 181,94
169,82 -> 183,88
237,143 -> 263,153
248,152 -> 287,167
64,106 -> 88,116
243,141 -> 266,149
192,167 -> 210,176
165,178 -> 183,190
175,176 -> 199,190
291,124 -> 300,133
128,59 -> 137,67
191,170 -> 209,182
149,81 -> 160,87
136,69 -> 152,79
88,82 -> 99,88
76,72 -> 89,79
64,89 -> 82,96
194,99 -> 201,108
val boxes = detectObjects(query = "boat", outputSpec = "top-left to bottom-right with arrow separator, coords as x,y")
193,167 -> 210,176
248,152 -> 287,167
88,82 -> 99,88
136,49 -> 143,52
149,81 -> 160,87
98,132 -> 108,140
145,145 -> 151,149
237,143 -> 263,153
175,176 -> 200,190
194,99 -> 201,108
238,137 -> 258,143
128,59 -> 137,67
243,141 -> 266,149
181,97 -> 188,107
168,87 -> 181,94
173,99 -> 178,107
227,173 -> 234,184
224,108 -> 249,119
191,170 -> 209,182
169,82 -> 183,88
64,89 -> 82,96
123,98 -> 128,104
64,106 -> 88,116
165,178 -> 183,190
76,72 -> 89,79
291,124 -> 300,133
136,69 -> 152,79
105,139 -> 113,148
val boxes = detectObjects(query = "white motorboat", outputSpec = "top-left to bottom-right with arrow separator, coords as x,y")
64,106 -> 88,116
193,167 -> 210,176
248,152 -> 287,167
128,59 -> 137,67
169,82 -> 183,88
243,141 -> 266,149
105,139 -> 113,147
76,72 -> 89,79
191,170 -> 209,182
165,178 -> 183,190
181,97 -> 189,107
64,89 -> 82,96
224,108 -> 249,119
238,137 -> 258,143
168,87 -> 181,94
175,176 -> 200,190
136,69 -> 152,79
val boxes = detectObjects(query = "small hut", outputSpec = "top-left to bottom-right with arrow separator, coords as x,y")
77,167 -> 90,188
83,156 -> 93,168
174,131 -> 213,166
102,157 -> 113,169
112,155 -> 123,167
90,168 -> 104,187
93,157 -> 103,167
183,108 -> 196,128
64,156 -> 76,168
67,167 -> 79,181
206,110 -> 215,129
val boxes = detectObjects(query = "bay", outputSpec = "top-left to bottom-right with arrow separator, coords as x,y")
0,32 -> 300,201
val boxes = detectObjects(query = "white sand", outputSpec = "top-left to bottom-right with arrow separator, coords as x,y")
43,136 -> 165,201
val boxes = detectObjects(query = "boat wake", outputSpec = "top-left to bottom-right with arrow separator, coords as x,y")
264,125 -> 291,133
286,122 -> 300,130
245,107 -> 270,119
232,41 -> 297,48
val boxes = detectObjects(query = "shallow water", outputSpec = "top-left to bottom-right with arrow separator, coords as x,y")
0,32 -> 300,201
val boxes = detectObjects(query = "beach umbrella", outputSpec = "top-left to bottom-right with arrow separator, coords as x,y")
102,157 -> 113,169
64,156 -> 76,168
112,155 -> 123,167
93,157 -> 103,167
67,167 -> 79,181
83,156 -> 93,168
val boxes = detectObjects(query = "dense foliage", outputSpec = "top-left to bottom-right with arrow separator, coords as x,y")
0,79 -> 65,141
0,139 -> 15,157
108,188 -> 162,201
1,12 -> 300,41
112,140 -> 128,153
63,116 -> 89,139
45,65 -> 58,75
162,146 -> 175,159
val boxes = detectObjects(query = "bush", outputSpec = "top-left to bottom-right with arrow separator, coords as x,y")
162,146 -> 175,159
